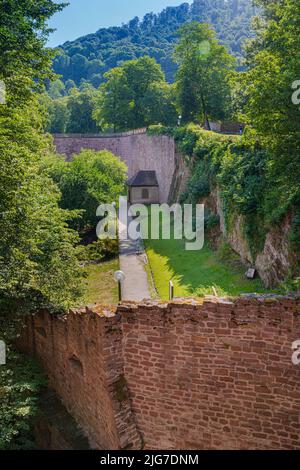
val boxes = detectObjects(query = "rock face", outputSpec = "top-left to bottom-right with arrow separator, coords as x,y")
168,150 -> 191,204
206,188 -> 293,287
255,213 -> 292,287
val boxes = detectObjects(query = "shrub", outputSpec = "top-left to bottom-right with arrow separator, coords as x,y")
81,239 -> 119,264
45,150 -> 127,233
0,348 -> 45,450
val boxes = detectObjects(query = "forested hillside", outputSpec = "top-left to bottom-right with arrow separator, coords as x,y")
53,0 -> 257,87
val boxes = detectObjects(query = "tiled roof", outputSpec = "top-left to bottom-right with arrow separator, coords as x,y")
127,171 -> 159,187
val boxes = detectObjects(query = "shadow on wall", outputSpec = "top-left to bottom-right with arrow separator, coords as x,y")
18,297 -> 300,450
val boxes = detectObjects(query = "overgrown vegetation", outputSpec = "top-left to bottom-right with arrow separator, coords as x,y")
43,149 -> 127,232
149,122 -> 300,272
0,348 -> 45,450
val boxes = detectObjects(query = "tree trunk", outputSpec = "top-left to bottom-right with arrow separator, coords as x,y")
200,94 -> 211,131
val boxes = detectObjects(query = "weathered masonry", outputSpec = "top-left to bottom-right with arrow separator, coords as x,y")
53,131 -> 179,204
18,296 -> 300,450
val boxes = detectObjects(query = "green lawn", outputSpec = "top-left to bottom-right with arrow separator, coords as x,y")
144,222 -> 268,300
81,259 -> 119,305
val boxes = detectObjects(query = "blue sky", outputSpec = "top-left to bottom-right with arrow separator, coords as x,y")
48,0 -> 192,47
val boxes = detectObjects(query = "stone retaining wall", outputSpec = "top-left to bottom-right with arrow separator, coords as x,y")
18,296 -> 300,450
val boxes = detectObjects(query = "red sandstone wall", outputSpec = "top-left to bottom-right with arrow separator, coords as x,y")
18,308 -> 142,450
53,132 -> 175,203
19,297 -> 300,450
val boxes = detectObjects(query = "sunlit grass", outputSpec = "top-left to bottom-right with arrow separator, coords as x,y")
144,215 -> 268,300
81,259 -> 119,305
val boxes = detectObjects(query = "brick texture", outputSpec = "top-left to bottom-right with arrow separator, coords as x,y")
18,297 -> 300,450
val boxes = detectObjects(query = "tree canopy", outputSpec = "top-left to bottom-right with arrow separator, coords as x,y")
174,22 -> 235,127
0,0 -> 66,103
44,150 -> 127,232
0,0 -> 85,312
241,0 -> 300,219
94,56 -> 178,131
52,0 -> 256,87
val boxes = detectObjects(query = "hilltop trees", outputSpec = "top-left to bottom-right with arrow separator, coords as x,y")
174,22 -> 235,127
52,0 -> 255,87
94,56 -> 178,131
43,82 -> 99,134
66,85 -> 98,133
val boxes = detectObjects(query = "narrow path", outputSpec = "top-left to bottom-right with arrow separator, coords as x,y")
118,217 -> 151,301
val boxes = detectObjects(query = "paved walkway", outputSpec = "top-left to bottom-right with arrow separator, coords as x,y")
119,218 -> 151,302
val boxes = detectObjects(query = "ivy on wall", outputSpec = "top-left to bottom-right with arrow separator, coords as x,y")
148,124 -> 300,269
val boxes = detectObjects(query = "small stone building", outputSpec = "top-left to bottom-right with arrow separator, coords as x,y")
127,171 -> 159,205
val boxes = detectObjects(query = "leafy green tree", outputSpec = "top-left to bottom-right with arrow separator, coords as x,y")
94,56 -> 177,131
45,150 -> 127,231
65,79 -> 77,93
0,0 -> 84,311
241,0 -> 300,207
0,0 -> 66,104
122,56 -> 165,128
48,79 -> 66,99
0,100 -> 84,311
66,86 -> 98,133
142,82 -> 178,127
42,95 -> 70,133
174,22 -> 236,128
94,67 -> 131,132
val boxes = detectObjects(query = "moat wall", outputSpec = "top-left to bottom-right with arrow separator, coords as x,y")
53,131 -> 176,203
18,297 -> 300,450
53,131 -> 295,287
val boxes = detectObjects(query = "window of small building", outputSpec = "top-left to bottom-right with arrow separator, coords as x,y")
142,188 -> 149,199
